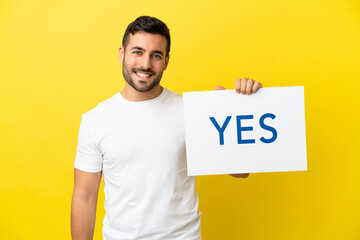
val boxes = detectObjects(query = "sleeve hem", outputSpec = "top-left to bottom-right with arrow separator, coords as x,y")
74,163 -> 102,173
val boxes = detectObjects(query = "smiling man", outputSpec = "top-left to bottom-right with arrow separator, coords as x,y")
120,28 -> 169,100
71,16 -> 261,240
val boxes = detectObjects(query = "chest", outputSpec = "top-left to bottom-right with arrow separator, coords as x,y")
95,107 -> 186,170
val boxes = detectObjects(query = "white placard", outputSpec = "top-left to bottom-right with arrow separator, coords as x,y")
183,86 -> 307,176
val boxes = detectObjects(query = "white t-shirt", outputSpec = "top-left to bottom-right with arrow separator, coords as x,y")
74,88 -> 201,240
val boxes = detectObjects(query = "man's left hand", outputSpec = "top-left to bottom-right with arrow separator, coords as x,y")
215,78 -> 262,95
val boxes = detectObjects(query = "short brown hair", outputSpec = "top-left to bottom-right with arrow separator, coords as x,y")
122,16 -> 171,57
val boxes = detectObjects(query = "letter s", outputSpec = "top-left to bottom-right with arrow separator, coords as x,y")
259,113 -> 277,144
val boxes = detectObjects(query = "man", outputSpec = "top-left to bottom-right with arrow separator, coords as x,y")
71,16 -> 262,240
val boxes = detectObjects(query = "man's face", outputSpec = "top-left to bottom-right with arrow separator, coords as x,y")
119,31 -> 169,93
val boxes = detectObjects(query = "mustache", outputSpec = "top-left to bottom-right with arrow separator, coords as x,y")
132,68 -> 155,75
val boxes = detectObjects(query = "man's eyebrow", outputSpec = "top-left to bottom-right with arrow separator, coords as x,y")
131,46 -> 145,51
130,46 -> 164,56
152,50 -> 164,56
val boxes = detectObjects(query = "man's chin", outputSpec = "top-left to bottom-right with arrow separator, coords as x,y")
132,82 -> 159,93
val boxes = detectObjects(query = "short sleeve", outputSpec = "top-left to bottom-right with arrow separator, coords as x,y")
74,115 -> 103,172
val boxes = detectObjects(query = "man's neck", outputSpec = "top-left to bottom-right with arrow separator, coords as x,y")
121,84 -> 163,102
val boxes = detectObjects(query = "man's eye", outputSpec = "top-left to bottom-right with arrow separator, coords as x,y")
153,54 -> 162,59
133,51 -> 141,54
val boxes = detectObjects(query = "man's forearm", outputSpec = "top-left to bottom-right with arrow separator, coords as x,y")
71,195 -> 98,240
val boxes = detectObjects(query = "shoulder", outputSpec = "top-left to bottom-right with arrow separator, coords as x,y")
163,88 -> 183,104
81,93 -> 120,124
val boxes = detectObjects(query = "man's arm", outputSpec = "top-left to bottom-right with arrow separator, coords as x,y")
71,169 -> 102,240
215,78 -> 263,179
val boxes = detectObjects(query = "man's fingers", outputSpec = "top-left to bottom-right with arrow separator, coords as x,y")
246,79 -> 254,95
235,78 -> 262,94
252,81 -> 262,93
240,78 -> 247,94
215,86 -> 226,90
235,79 -> 241,93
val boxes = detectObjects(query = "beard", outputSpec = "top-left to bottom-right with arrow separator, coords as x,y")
122,61 -> 163,93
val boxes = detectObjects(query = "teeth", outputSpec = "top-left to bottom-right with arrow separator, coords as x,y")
136,72 -> 151,78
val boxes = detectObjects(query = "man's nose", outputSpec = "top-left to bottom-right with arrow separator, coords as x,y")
141,55 -> 152,70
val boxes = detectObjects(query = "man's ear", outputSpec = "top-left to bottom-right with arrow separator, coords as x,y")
118,46 -> 124,64
163,54 -> 170,71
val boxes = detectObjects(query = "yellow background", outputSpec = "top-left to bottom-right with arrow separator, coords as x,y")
1,0 -> 359,239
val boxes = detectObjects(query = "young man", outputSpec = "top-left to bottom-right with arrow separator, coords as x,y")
71,16 -> 262,240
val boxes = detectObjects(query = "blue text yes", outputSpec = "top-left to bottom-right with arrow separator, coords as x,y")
209,113 -> 277,145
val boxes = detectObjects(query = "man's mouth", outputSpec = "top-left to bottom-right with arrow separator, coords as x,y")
134,71 -> 153,78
